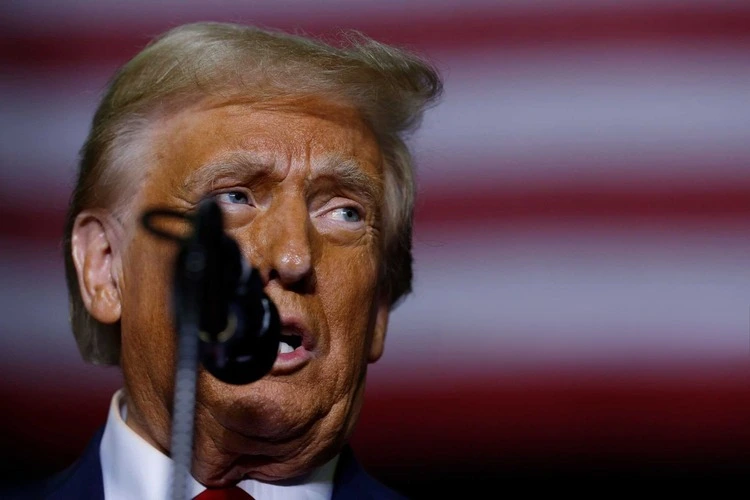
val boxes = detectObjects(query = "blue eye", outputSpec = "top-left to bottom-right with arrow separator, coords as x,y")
217,191 -> 249,205
331,207 -> 361,222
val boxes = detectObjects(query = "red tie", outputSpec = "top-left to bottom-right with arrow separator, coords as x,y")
193,486 -> 255,500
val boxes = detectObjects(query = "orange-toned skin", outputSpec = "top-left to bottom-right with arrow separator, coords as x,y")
71,98 -> 391,486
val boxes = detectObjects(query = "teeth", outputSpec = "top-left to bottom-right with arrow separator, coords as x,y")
278,341 -> 295,354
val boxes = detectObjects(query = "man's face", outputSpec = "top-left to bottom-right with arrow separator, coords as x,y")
116,97 -> 389,483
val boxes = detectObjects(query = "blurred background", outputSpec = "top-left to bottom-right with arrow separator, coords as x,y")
1,0 -> 750,496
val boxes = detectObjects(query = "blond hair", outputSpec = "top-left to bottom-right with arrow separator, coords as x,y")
64,22 -> 442,365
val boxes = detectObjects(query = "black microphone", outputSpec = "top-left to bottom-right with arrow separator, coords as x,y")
172,198 -> 281,385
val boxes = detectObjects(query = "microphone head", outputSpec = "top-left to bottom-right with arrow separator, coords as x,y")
199,267 -> 281,385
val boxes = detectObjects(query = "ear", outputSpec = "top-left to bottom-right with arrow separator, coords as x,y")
71,211 -> 122,324
367,298 -> 390,363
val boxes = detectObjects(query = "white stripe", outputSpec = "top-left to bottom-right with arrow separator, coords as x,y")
391,224 -> 750,356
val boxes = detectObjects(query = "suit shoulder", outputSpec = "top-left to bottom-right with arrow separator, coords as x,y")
2,428 -> 105,499
333,445 -> 410,499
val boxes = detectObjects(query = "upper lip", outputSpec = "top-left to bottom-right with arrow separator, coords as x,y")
279,315 -> 315,351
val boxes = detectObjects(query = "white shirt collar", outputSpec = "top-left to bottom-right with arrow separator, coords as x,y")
100,389 -> 338,500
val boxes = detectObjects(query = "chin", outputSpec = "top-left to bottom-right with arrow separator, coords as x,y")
191,409 -> 343,485
197,374 -> 331,444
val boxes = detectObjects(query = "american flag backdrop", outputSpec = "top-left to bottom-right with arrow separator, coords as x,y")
1,0 -> 750,494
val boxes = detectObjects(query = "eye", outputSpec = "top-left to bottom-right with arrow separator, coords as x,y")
216,191 -> 249,205
329,206 -> 362,223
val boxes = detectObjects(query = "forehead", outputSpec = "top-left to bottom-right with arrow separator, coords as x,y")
145,98 -> 383,189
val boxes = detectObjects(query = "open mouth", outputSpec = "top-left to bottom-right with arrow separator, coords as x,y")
271,320 -> 314,373
278,329 -> 303,354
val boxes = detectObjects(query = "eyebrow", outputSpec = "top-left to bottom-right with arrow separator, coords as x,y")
182,150 -> 382,205
182,151 -> 274,193
311,155 -> 383,207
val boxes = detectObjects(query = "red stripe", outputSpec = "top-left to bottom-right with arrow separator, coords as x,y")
2,185 -> 748,243
353,364 -> 750,467
3,6 -> 750,69
413,184 -> 750,230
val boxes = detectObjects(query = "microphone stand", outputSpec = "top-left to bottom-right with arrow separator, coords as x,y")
169,234 -> 206,500
170,314 -> 201,500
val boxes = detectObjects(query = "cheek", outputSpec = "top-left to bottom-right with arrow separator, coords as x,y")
119,235 -> 179,376
318,247 -> 380,351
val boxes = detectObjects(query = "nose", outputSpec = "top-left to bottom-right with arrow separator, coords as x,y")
250,198 -> 314,292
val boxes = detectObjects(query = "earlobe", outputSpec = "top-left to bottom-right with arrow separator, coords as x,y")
71,211 -> 122,325
367,299 -> 389,363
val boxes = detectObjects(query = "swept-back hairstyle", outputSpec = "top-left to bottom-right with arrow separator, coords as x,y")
64,22 -> 442,365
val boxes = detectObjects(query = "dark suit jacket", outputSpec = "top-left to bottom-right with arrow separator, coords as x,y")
4,428 -> 407,499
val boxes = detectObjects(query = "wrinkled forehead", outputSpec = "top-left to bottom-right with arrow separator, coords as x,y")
143,97 -> 385,194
